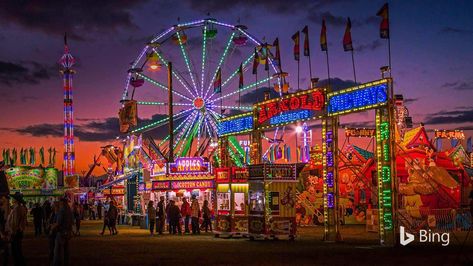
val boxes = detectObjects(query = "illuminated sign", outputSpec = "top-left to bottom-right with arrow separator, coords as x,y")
169,157 -> 210,175
345,128 -> 376,138
170,180 -> 214,190
215,168 -> 231,183
103,186 -> 125,196
255,88 -> 325,130
219,113 -> 253,136
138,182 -> 153,192
434,130 -> 465,140
248,164 -> 296,180
5,166 -> 59,190
151,163 -> 166,176
327,79 -> 389,116
152,181 -> 170,190
232,167 -> 248,182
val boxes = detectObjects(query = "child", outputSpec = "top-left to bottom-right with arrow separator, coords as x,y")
100,210 -> 111,235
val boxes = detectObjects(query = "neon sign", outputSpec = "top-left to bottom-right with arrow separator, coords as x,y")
170,180 -> 214,189
218,113 -> 253,136
434,130 -> 465,140
255,88 -> 325,130
345,128 -> 376,138
328,80 -> 389,116
152,181 -> 170,190
169,157 -> 210,174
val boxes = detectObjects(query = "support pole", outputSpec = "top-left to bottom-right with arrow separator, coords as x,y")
168,62 -> 174,163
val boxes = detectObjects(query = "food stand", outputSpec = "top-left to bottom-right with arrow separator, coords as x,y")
248,163 -> 297,240
215,167 -> 249,238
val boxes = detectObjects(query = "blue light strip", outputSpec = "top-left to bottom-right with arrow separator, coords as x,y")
269,110 -> 310,126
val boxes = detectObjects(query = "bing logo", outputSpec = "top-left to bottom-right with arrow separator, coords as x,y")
399,226 -> 450,246
400,226 -> 415,246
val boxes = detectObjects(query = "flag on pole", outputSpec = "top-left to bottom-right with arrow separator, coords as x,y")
213,67 -> 222,93
320,19 -> 328,51
302,25 -> 310,56
377,3 -> 389,39
238,63 -> 243,89
273,38 -> 281,68
252,48 -> 259,74
343,18 -> 353,51
292,31 -> 300,61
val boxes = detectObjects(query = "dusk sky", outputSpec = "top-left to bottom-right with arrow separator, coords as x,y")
1,0 -> 472,173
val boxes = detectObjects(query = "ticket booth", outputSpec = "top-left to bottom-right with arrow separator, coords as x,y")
215,167 -> 249,238
248,164 -> 297,240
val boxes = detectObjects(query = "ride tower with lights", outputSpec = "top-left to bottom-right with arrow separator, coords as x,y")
60,34 -> 76,178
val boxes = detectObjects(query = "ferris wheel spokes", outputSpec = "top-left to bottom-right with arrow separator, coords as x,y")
151,48 -> 197,99
175,31 -> 199,96
207,52 -> 254,101
200,25 -> 208,97
202,31 -> 236,100
173,111 -> 199,150
158,110 -> 196,147
136,72 -> 193,102
131,108 -> 193,133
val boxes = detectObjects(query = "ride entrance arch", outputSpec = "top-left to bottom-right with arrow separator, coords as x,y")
218,78 -> 397,246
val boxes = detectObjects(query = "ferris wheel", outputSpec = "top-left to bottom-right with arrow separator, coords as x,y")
120,18 -> 285,163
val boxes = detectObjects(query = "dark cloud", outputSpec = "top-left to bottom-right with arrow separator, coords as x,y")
441,80 -> 473,91
0,0 -> 149,40
239,86 -> 279,104
424,107 -> 473,125
356,39 -> 383,52
121,34 -> 155,46
0,60 -> 56,87
440,27 -> 473,35
307,10 -> 377,28
10,113 -> 180,142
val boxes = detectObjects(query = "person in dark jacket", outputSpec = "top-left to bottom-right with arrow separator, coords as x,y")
469,190 -> 473,217
108,201 -> 118,235
168,200 -> 181,235
97,201 -> 103,220
31,203 -> 43,236
48,201 -> 59,265
156,196 -> 165,235
72,202 -> 81,236
147,201 -> 156,236
200,200 -> 212,232
42,200 -> 52,235
100,210 -> 111,236
52,197 -> 73,266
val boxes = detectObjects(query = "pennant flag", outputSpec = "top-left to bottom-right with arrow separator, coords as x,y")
238,63 -> 243,89
273,38 -> 281,68
320,19 -> 328,51
292,31 -> 300,61
467,137 -> 472,153
302,25 -> 310,56
214,67 -> 222,93
343,18 -> 353,51
252,48 -> 259,75
376,3 -> 389,39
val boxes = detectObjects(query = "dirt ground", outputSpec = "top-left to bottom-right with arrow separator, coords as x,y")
9,220 -> 472,265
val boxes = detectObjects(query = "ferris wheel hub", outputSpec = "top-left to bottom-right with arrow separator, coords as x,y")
193,97 -> 205,110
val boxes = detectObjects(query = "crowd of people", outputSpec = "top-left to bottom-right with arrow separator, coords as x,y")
146,195 -> 213,236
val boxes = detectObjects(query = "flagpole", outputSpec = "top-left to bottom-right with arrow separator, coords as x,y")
308,54 -> 313,81
325,50 -> 331,89
351,50 -> 357,83
297,59 -> 300,90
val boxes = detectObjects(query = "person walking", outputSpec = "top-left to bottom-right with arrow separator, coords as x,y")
181,198 -> 191,234
6,192 -> 27,266
0,195 -> 10,266
147,201 -> 156,236
72,202 -> 81,236
31,203 -> 43,237
108,201 -> 119,235
156,196 -> 165,235
97,201 -> 103,220
82,202 -> 89,220
48,201 -> 60,265
42,200 -> 52,235
168,200 -> 181,235
201,200 -> 212,232
100,210 -> 111,236
190,196 -> 200,235
52,197 -> 73,266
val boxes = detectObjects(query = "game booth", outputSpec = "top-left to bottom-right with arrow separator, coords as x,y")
143,157 -> 216,217
214,167 -> 249,238
247,164 -> 297,240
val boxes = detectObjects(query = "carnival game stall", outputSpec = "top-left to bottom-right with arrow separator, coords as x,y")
149,157 -> 215,214
248,164 -> 297,240
215,167 -> 249,238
